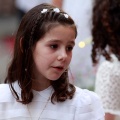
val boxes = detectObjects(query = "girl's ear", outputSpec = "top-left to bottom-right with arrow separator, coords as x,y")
20,38 -> 23,53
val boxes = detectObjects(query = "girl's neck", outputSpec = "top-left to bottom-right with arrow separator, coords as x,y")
32,79 -> 51,91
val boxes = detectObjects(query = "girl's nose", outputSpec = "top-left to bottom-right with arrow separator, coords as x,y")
57,49 -> 67,61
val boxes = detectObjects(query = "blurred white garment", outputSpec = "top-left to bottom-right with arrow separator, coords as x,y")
95,54 -> 120,120
63,0 -> 93,41
15,0 -> 52,12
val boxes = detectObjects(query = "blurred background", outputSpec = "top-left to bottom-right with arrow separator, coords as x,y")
0,0 -> 96,90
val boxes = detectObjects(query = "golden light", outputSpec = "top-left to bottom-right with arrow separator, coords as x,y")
78,37 -> 92,48
78,41 -> 85,48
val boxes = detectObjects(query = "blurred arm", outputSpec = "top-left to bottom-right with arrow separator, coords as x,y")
52,0 -> 63,8
105,113 -> 115,120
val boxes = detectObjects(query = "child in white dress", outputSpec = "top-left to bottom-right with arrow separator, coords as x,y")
92,0 -> 120,119
0,3 -> 104,120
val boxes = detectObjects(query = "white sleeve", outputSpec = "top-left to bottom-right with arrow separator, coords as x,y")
74,88 -> 105,120
95,61 -> 120,115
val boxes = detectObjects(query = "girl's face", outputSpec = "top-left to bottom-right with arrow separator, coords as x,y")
32,25 -> 76,84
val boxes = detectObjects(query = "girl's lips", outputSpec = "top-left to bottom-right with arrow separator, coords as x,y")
52,66 -> 64,71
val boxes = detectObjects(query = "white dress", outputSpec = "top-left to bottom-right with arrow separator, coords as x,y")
0,82 -> 104,120
95,54 -> 120,120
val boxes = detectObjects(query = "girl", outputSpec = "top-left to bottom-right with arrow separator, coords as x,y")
92,0 -> 120,120
0,3 -> 104,120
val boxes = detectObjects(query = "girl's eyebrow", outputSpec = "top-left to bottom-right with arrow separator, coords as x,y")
47,39 -> 61,43
48,39 -> 75,45
69,41 -> 75,46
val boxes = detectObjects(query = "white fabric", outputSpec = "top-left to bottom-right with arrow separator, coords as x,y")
0,82 -> 104,120
95,54 -> 120,119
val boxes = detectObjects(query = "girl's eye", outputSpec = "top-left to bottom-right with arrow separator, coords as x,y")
50,44 -> 58,49
66,46 -> 73,51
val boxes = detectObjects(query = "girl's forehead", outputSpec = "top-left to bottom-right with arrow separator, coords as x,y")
39,25 -> 76,43
47,25 -> 75,35
46,24 -> 76,36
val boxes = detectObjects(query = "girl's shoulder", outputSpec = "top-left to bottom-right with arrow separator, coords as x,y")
0,83 -> 10,94
0,83 -> 15,102
69,86 -> 105,119
74,86 -> 102,106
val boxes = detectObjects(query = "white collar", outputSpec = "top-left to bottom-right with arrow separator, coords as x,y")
32,86 -> 53,100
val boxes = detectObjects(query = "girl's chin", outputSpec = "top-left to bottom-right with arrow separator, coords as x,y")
47,72 -> 64,81
49,75 -> 62,81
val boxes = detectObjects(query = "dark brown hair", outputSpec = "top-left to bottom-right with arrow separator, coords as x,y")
5,3 -> 77,104
92,0 -> 120,64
